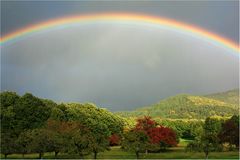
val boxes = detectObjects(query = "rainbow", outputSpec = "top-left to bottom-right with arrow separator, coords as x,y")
0,13 -> 239,53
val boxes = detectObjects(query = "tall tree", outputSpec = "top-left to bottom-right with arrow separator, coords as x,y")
0,132 -> 17,158
122,130 -> 149,159
14,93 -> 51,133
186,116 -> 224,159
28,129 -> 54,159
0,91 -> 19,134
0,92 -> 20,158
16,130 -> 33,158
148,126 -> 177,150
218,115 -> 239,150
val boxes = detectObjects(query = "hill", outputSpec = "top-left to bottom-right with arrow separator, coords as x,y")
117,94 -> 239,119
205,89 -> 239,105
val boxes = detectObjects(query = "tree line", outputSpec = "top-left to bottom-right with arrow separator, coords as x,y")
0,91 -> 239,159
0,91 -> 178,159
0,91 -> 124,158
186,115 -> 239,159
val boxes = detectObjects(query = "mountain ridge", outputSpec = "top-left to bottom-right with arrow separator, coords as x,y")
116,89 -> 239,119
204,89 -> 239,105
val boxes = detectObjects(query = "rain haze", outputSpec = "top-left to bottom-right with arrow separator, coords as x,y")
1,1 -> 239,111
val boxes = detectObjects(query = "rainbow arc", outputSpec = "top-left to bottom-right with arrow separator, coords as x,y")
0,13 -> 239,53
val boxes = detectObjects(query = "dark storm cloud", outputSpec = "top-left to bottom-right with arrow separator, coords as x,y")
1,1 -> 239,111
1,24 -> 239,111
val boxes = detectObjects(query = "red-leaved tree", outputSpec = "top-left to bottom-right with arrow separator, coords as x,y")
134,116 -> 177,149
135,116 -> 156,132
148,126 -> 177,147
109,134 -> 120,146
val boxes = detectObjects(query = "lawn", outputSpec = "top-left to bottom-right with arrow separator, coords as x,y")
2,139 -> 239,159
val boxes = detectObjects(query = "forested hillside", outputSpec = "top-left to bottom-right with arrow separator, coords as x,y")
205,89 -> 239,105
117,94 -> 239,119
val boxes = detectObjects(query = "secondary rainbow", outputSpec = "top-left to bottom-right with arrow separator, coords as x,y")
0,13 -> 239,53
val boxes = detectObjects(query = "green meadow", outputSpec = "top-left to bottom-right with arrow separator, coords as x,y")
2,139 -> 239,159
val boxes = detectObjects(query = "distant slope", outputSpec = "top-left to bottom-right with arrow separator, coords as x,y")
117,94 -> 238,119
205,89 -> 239,105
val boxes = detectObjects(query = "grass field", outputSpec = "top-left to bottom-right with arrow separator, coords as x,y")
2,139 -> 239,159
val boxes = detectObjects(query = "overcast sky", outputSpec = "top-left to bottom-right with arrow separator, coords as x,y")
1,1 -> 239,111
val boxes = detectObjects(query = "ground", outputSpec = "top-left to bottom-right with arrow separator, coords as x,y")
2,139 -> 239,159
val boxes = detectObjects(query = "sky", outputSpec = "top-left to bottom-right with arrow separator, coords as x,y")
1,0 -> 239,111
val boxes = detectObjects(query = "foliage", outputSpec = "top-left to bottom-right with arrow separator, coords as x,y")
109,134 -> 121,146
122,116 -> 178,158
0,132 -> 17,158
155,118 -> 204,139
44,120 -> 69,157
27,129 -> 54,158
65,121 -> 92,158
135,116 -> 157,131
49,103 -> 68,121
13,93 -> 51,132
65,103 -> 125,135
218,115 -> 239,149
121,130 -> 149,159
148,126 -> 177,149
0,91 -> 126,158
186,116 -> 225,159
0,91 -> 20,107
1,90 -> 239,159
136,117 -> 177,150
0,91 -> 19,134
16,130 -> 33,157
88,131 -> 110,159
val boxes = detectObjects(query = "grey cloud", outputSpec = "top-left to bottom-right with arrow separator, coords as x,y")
1,23 -> 239,111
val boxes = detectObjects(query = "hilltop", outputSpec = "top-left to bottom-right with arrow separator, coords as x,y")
117,91 -> 239,119
205,89 -> 239,105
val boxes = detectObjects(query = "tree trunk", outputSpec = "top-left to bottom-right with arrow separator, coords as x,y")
39,153 -> 42,159
229,144 -> 233,151
205,152 -> 208,160
79,152 -> 84,159
22,153 -> 25,158
145,149 -> 148,154
4,154 -> 7,159
55,151 -> 59,158
136,151 -> 139,159
94,151 -> 98,159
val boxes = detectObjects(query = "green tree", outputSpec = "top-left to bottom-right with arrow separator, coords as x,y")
65,103 -> 124,135
64,103 -> 124,158
28,129 -> 54,158
0,92 -> 20,158
203,116 -> 223,151
14,93 -> 51,134
88,131 -> 110,159
0,91 -> 19,134
86,120 -> 110,159
0,132 -> 17,158
122,130 -> 149,159
50,103 -> 68,121
16,130 -> 33,158
0,91 -> 20,108
218,115 -> 239,150
186,116 -> 224,159
66,122 -> 92,158
44,120 -> 78,158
